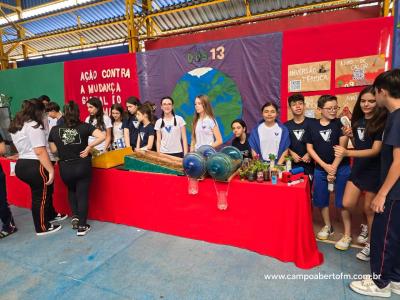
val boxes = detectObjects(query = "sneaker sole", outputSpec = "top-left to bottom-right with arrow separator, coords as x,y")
350,284 -> 391,298
36,225 -> 63,236
392,288 -> 400,295
335,244 -> 351,251
356,255 -> 370,262
50,215 -> 68,223
77,226 -> 91,236
317,232 -> 334,240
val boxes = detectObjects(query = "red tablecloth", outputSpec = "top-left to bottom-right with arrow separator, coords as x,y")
1,158 -> 323,269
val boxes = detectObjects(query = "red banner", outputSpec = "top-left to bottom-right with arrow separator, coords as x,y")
64,53 -> 140,119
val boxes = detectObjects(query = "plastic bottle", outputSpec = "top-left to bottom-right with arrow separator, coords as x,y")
328,181 -> 335,192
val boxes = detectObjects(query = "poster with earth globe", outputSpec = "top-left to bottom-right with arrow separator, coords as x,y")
137,32 -> 282,144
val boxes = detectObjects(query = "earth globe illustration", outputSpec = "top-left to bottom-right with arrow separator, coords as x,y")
171,67 -> 242,144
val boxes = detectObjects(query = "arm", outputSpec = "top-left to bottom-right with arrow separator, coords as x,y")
335,140 -> 382,158
33,147 -> 54,185
156,130 -> 161,152
135,133 -> 140,151
277,149 -> 289,165
49,142 -> 58,154
288,149 -> 302,163
190,133 -> 196,152
124,128 -> 130,148
145,135 -> 155,150
104,128 -> 112,151
181,126 -> 188,155
331,135 -> 348,172
307,143 -> 333,174
80,129 -> 106,158
211,125 -> 223,149
371,147 -> 400,212
0,142 -> 5,156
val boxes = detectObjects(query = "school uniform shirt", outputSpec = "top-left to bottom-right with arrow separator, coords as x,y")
56,116 -> 65,126
138,123 -> 156,150
49,123 -> 96,161
284,117 -> 314,174
232,133 -> 252,159
194,116 -> 217,151
10,121 -> 55,161
122,114 -> 140,147
258,123 -> 282,161
112,121 -> 124,142
154,115 -> 186,154
380,108 -> 400,199
352,118 -> 383,175
85,115 -> 112,152
305,118 -> 350,170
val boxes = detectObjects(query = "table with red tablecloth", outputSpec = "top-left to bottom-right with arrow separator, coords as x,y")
0,157 -> 323,269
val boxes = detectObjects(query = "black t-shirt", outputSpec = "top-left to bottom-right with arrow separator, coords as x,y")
380,108 -> 400,199
352,118 -> 383,174
56,116 -> 65,126
49,123 -> 96,161
138,123 -> 156,150
232,134 -> 252,159
305,118 -> 350,170
285,117 -> 314,174
122,115 -> 140,147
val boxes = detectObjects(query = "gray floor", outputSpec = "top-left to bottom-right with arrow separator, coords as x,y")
1,206 -> 398,300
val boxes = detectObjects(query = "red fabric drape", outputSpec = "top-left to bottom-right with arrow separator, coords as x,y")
1,158 -> 322,269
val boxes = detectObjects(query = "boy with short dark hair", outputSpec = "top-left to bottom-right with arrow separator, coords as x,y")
350,69 -> 400,298
45,102 -> 64,128
306,95 -> 352,249
284,93 -> 314,176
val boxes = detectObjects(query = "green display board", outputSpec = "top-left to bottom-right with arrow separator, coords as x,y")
0,63 -> 64,116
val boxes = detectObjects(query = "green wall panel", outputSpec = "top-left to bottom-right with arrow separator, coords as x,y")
0,63 -> 64,116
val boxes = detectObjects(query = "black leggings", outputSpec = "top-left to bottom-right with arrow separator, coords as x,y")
59,158 -> 92,226
0,166 -> 14,230
15,159 -> 55,233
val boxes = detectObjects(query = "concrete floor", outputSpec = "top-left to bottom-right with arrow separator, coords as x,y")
1,206 -> 398,300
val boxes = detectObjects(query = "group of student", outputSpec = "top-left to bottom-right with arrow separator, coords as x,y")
0,69 -> 399,298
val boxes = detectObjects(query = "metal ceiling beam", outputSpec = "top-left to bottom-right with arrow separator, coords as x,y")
0,29 -> 9,70
0,0 -> 112,29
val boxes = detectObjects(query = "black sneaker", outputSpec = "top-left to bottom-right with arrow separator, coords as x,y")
71,217 -> 79,230
0,225 -> 18,239
36,224 -> 63,236
50,213 -> 68,223
77,225 -> 91,236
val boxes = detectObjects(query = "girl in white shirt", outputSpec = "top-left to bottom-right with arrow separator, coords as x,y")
155,97 -> 188,158
9,99 -> 62,236
110,103 -> 125,149
85,97 -> 112,152
190,95 -> 222,152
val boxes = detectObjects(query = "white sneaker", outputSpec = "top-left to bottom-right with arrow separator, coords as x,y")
357,224 -> 368,244
350,278 -> 391,298
391,282 -> 400,295
317,225 -> 334,240
335,235 -> 352,251
36,224 -> 63,236
356,243 -> 370,261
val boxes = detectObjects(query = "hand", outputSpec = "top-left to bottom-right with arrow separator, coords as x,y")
80,146 -> 91,158
342,126 -> 353,138
46,171 -> 54,186
333,145 -> 347,158
301,153 -> 311,163
327,174 -> 336,183
371,193 -> 386,213
291,151 -> 302,163
324,164 -> 336,176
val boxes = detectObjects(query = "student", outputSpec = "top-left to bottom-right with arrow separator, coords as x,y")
0,133 -> 17,238
46,102 -> 64,129
305,95 -> 351,246
155,97 -> 188,158
231,119 -> 252,159
248,102 -> 290,164
38,95 -> 50,107
284,94 -> 314,175
49,101 -> 105,236
110,103 -> 125,149
333,86 -> 387,255
350,69 -> 400,298
85,97 -> 111,152
190,95 -> 222,151
136,103 -> 156,151
9,99 -> 62,235
123,96 -> 141,149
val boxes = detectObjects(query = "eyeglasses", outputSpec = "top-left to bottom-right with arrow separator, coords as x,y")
321,106 -> 340,112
